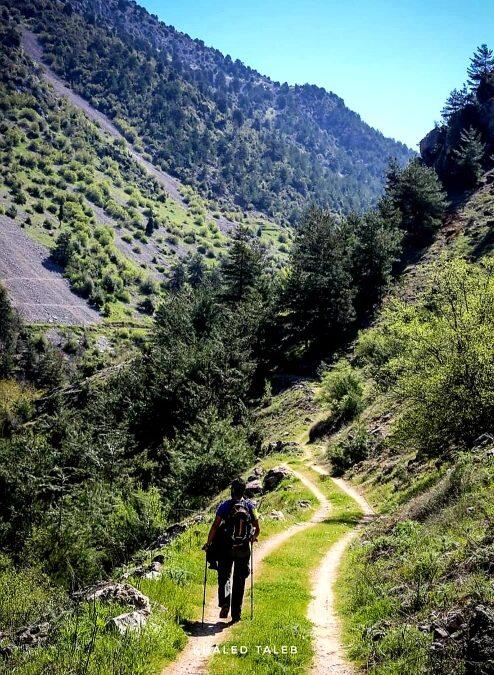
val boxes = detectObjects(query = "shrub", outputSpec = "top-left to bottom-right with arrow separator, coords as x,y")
327,426 -> 373,476
316,359 -> 365,423
357,257 -> 494,454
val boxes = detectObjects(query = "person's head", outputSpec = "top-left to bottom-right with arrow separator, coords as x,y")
231,477 -> 246,499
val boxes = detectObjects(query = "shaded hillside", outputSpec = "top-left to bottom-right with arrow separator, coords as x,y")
10,0 -> 413,223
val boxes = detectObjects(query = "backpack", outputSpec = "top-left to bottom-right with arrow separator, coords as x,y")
224,499 -> 252,558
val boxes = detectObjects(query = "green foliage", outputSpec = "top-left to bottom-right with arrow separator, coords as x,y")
283,209 -> 355,356
317,359 -> 365,421
337,453 -> 494,674
221,226 -> 264,303
13,0 -> 412,223
386,159 -> 448,245
453,126 -> 485,188
467,43 -> 494,89
327,425 -> 373,476
358,257 -> 494,454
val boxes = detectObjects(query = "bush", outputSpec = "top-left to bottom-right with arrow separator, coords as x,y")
316,359 -> 365,423
357,257 -> 494,454
327,426 -> 373,476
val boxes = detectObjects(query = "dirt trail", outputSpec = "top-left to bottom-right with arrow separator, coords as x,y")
308,463 -> 374,675
162,466 -> 331,675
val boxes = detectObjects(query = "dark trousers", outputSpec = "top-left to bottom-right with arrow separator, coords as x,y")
217,553 -> 250,619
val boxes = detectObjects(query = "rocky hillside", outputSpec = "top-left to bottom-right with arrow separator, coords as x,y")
9,0 -> 413,224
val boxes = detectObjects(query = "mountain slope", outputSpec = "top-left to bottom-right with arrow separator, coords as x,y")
13,0 -> 413,224
0,13 -> 291,324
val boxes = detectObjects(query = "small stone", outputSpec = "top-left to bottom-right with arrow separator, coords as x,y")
270,510 -> 285,520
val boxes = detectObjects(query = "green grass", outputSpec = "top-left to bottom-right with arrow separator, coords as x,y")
208,465 -> 362,674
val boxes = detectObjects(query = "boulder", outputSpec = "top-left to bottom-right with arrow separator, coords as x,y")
77,582 -> 151,634
150,523 -> 187,549
472,433 -> 494,451
245,479 -> 263,496
108,610 -> 149,635
298,500 -> 311,509
79,582 -> 151,613
263,465 -> 292,491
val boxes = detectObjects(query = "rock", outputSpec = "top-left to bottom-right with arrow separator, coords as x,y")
247,466 -> 264,481
270,510 -> 285,520
433,626 -> 450,640
472,433 -> 494,451
108,610 -> 149,634
245,479 -> 263,496
77,582 -> 151,634
78,582 -> 151,613
298,500 -> 311,508
16,621 -> 51,647
262,465 -> 292,491
152,554 -> 165,564
150,522 -> 187,549
143,560 -> 163,580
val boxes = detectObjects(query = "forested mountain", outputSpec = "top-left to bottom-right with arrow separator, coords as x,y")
8,0 -> 412,224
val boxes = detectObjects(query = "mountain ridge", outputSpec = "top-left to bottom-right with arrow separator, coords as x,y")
16,0 -> 413,223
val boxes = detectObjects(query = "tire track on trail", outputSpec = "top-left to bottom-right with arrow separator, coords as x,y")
308,463 -> 374,675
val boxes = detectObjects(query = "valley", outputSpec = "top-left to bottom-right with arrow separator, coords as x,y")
2,1 -> 494,674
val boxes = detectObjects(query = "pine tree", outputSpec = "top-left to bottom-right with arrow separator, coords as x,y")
467,44 -> 494,89
387,159 -> 448,245
441,85 -> 471,120
349,200 -> 402,319
221,227 -> 263,303
187,253 -> 206,288
169,261 -> 186,292
145,211 -> 156,237
283,208 -> 355,356
453,126 -> 485,187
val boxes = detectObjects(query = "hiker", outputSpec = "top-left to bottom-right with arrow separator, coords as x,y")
203,477 -> 260,623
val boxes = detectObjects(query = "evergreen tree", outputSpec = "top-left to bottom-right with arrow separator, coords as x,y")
349,200 -> 402,319
453,126 -> 485,187
441,85 -> 471,120
387,159 -> 448,245
187,253 -> 206,288
145,211 -> 156,236
221,227 -> 263,303
0,285 -> 20,377
468,44 -> 494,89
283,208 -> 355,357
169,261 -> 186,292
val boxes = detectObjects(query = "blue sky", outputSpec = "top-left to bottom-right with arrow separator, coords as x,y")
141,0 -> 494,149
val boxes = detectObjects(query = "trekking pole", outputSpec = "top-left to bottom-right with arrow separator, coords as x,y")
202,550 -> 208,626
250,541 -> 254,620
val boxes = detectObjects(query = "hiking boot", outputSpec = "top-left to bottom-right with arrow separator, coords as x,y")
219,605 -> 229,619
231,615 -> 241,624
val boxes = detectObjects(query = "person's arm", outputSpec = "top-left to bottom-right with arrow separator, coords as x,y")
203,515 -> 222,550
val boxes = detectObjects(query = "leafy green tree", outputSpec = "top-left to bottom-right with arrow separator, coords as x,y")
283,208 -> 355,356
453,126 -> 485,187
358,258 -> 494,454
387,159 -> 448,245
467,44 -> 494,89
221,227 -> 263,303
